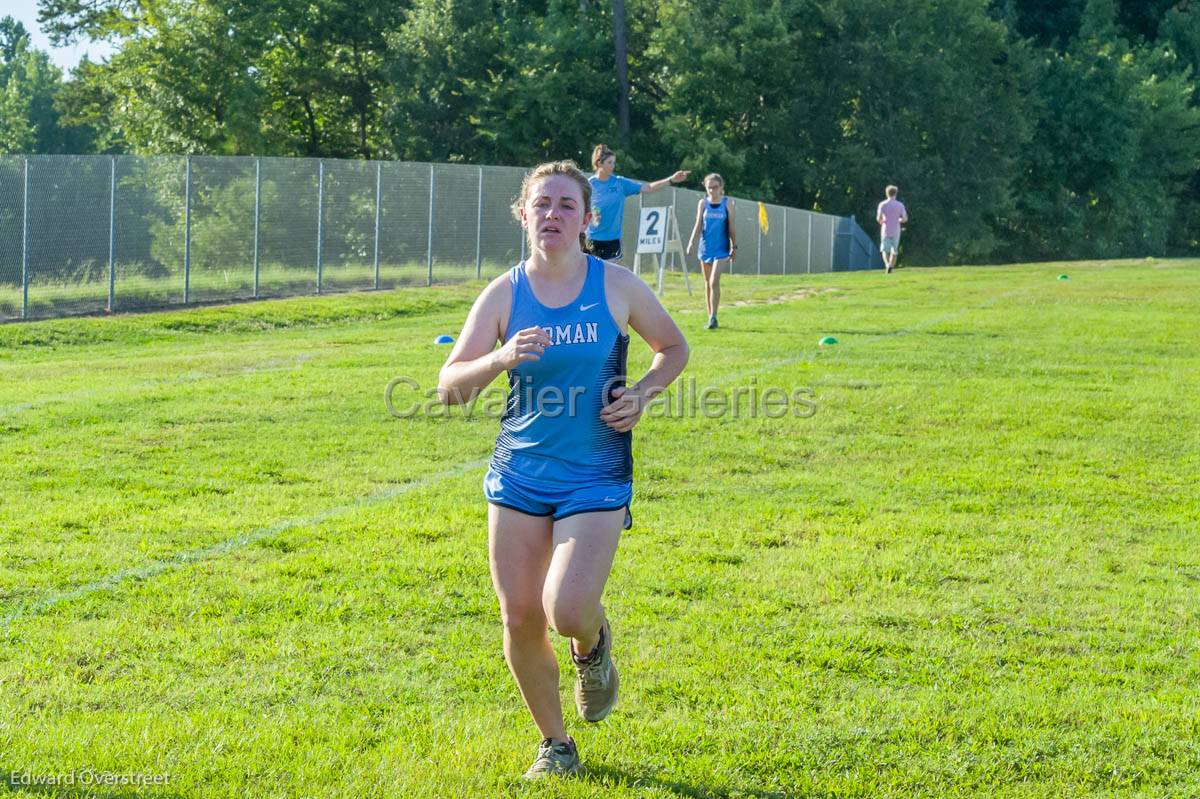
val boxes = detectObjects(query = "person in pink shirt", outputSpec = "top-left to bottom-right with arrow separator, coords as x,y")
876,185 -> 908,273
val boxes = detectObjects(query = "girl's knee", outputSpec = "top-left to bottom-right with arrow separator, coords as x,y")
499,601 -> 547,639
542,594 -> 596,639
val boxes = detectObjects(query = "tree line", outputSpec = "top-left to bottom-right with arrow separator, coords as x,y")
3,0 -> 1200,265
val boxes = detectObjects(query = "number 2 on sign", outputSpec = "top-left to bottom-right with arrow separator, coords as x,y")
646,211 -> 660,236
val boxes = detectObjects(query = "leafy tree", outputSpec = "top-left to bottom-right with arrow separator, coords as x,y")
480,1 -> 624,166
989,0 -> 1184,48
0,15 -> 84,154
383,0 -> 505,161
999,0 -> 1200,259
53,58 -> 121,153
1153,3 -> 1200,252
0,17 -> 31,62
0,77 -> 36,154
49,0 -> 405,157
385,0 -> 621,167
28,0 -> 1200,262
251,0 -> 405,157
649,0 -> 1028,264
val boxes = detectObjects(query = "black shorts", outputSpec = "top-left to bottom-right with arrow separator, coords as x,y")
587,239 -> 623,260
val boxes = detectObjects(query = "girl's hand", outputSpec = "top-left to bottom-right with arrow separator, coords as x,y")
600,385 -> 645,433
494,326 -> 551,370
730,247 -> 738,262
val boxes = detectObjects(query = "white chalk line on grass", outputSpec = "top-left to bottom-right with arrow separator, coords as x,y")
3,281 -> 1032,625
0,458 -> 488,627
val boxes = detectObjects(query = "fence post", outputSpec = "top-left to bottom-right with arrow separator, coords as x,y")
475,166 -> 483,279
373,161 -> 382,290
20,157 -> 28,320
427,164 -> 435,286
316,159 -> 325,294
801,211 -> 811,273
637,192 -> 643,271
849,214 -> 856,270
830,216 -> 836,272
782,208 -> 788,275
253,157 -> 261,299
108,156 -> 116,312
183,156 -> 192,304
756,205 -> 762,276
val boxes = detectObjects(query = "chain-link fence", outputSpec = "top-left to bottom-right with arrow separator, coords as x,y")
0,155 -> 880,322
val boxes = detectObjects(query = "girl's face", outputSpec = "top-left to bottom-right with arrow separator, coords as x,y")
521,175 -> 591,253
705,180 -> 724,200
596,155 -> 616,179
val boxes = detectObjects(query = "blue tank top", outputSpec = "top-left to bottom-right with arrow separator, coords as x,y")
492,255 -> 632,483
700,197 -> 731,260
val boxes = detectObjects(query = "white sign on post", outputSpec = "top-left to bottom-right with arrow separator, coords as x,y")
637,207 -> 669,254
632,205 -> 692,297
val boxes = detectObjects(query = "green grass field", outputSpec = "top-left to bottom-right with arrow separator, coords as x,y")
1,259 -> 1198,798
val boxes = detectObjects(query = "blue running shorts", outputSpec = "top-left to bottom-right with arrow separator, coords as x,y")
484,468 -> 633,529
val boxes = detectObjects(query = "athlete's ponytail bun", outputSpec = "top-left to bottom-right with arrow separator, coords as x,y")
591,144 -> 616,170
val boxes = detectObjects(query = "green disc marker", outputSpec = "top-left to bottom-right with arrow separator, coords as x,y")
1058,274 -> 1070,280
819,336 -> 838,346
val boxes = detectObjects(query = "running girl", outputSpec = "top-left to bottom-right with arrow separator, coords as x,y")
685,173 -> 737,329
438,160 -> 689,779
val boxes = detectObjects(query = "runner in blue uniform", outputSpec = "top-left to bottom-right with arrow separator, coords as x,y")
586,143 -> 689,262
439,160 -> 689,780
686,173 -> 737,329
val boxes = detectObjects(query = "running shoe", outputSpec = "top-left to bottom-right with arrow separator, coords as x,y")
572,621 -> 619,722
523,737 -> 582,779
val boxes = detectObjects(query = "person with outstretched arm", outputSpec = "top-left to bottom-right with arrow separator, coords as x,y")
586,143 -> 689,263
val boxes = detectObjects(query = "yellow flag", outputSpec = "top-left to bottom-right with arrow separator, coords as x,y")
758,202 -> 769,234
